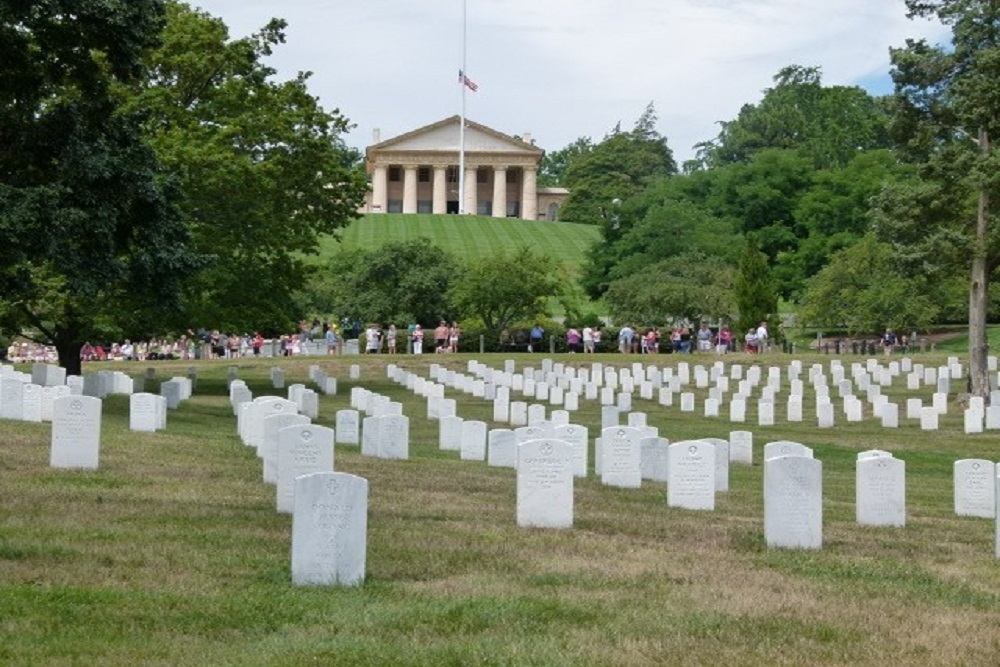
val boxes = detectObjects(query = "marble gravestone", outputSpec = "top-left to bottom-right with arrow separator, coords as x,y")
335,409 -> 360,445
667,440 -> 716,511
856,453 -> 905,527
277,423 -> 335,513
50,395 -> 102,469
764,455 -> 822,549
954,459 -> 995,518
600,426 -> 643,489
516,439 -> 574,528
291,472 -> 368,586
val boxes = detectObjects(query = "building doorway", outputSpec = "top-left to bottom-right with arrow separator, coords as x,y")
447,200 -> 459,214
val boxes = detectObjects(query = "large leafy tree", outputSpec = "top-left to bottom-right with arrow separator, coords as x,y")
798,235 -> 939,336
313,239 -> 458,326
874,0 -> 1000,398
0,0 -> 201,374
448,247 -> 565,337
694,65 -> 892,170
125,2 -> 368,334
558,103 -> 677,223
604,252 -> 737,325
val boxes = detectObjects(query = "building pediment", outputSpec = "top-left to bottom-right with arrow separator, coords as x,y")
368,116 -> 543,158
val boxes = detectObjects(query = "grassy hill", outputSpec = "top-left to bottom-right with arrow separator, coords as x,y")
315,214 -> 600,270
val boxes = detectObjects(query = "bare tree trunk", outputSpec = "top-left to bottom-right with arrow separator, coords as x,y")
969,127 -> 990,400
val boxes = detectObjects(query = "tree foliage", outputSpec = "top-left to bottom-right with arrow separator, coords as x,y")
313,239 -> 458,326
798,235 -> 939,335
0,0 -> 202,373
874,0 -> 1000,396
558,103 -> 677,223
125,2 -> 368,334
695,65 -> 892,170
604,252 -> 736,325
448,247 -> 565,335
734,237 -> 777,334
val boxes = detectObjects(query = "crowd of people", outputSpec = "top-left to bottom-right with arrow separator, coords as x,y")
6,319 -> 779,364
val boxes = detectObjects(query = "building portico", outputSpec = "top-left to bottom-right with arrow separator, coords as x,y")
364,116 -> 549,220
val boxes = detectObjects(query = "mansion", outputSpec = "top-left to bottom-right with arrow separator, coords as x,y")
363,116 -> 568,221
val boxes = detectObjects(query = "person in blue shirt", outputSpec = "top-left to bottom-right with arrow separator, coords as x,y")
529,324 -> 544,352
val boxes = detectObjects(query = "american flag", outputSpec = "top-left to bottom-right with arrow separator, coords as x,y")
458,69 -> 478,92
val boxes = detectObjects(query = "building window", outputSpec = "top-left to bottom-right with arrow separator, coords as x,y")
417,200 -> 433,213
388,167 -> 401,182
477,201 -> 491,216
477,168 -> 488,184
446,166 -> 458,183
418,167 -> 430,183
506,169 -> 518,184
507,201 -> 520,218
387,199 -> 403,213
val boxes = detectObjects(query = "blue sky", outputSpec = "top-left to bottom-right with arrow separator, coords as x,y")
191,1 -> 946,162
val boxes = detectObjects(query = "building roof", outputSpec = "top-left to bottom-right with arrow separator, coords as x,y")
366,115 -> 544,164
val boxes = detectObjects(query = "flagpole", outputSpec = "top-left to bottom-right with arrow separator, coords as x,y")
458,0 -> 467,214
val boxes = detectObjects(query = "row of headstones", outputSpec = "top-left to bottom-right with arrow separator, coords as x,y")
0,366 -> 135,421
456,358 -> 993,433
232,389 -> 367,586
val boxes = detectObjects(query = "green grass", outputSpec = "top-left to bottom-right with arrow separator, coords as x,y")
316,213 -> 600,271
4,351 -> 1000,665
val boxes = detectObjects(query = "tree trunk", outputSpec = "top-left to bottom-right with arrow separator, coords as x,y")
53,324 -> 83,377
968,127 -> 990,400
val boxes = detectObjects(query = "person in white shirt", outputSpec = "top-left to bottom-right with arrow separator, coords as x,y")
755,321 -> 769,353
582,326 -> 594,353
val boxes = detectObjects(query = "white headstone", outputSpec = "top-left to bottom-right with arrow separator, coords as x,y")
263,413 -> 311,483
378,414 -> 409,460
954,459 -> 995,518
552,424 -> 589,478
291,472 -> 367,586
50,395 -> 102,469
487,429 -> 516,467
460,420 -> 488,461
335,409 -> 360,444
129,392 -> 161,432
516,439 -> 574,528
277,424 -> 335,513
729,430 -> 753,465
439,415 -> 464,451
600,426 -> 642,488
667,440 -> 716,511
856,455 -> 905,527
764,456 -> 823,549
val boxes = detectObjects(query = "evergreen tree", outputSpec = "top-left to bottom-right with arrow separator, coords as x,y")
735,237 -> 777,336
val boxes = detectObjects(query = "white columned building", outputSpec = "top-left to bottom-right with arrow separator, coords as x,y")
364,116 -> 567,220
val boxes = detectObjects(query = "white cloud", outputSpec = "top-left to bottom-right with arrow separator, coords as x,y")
192,0 -> 945,161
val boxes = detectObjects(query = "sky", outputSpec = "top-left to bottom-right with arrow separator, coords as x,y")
190,0 -> 947,163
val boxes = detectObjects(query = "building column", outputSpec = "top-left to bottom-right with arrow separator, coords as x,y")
372,164 -> 388,213
464,166 -> 478,215
492,166 -> 507,218
432,166 -> 447,214
402,165 -> 418,214
521,166 -> 538,220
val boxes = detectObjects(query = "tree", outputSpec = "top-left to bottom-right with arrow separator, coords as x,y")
694,65 -> 892,170
734,237 -> 777,336
798,235 -> 939,335
559,103 -> 677,223
448,247 -> 564,337
0,0 -> 202,374
125,2 -> 368,334
312,239 -> 458,326
875,0 -> 1000,398
580,188 -> 740,298
538,137 -> 592,187
604,252 -> 736,325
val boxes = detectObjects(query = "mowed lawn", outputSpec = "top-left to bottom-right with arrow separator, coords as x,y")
4,352 -> 1000,665
316,214 -> 600,271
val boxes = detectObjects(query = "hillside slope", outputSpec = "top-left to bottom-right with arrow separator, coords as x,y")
316,214 -> 600,270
